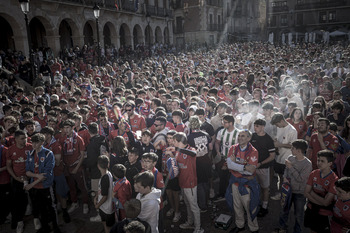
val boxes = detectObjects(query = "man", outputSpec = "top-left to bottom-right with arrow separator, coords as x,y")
340,75 -> 350,103
25,133 -> 61,233
251,119 -> 276,217
226,130 -> 259,233
172,110 -> 186,133
307,118 -> 339,170
6,130 -> 32,232
124,101 -> 147,133
61,120 -> 89,214
215,114 -> 239,199
152,117 -> 168,171
270,113 -> 297,200
261,102 -> 277,138
211,102 -> 228,132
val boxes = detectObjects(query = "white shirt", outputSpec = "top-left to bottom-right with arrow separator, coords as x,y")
275,124 -> 297,164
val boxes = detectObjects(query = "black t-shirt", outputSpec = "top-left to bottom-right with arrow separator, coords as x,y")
100,174 -> 110,196
250,133 -> 275,168
200,121 -> 215,137
125,160 -> 142,198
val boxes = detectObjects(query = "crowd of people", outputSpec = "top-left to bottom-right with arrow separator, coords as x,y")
0,40 -> 350,233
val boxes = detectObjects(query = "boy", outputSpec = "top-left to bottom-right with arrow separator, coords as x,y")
136,130 -> 156,158
112,164 -> 132,220
304,150 -> 338,233
134,171 -> 161,233
125,147 -> 142,198
90,155 -> 115,233
331,177 -> 350,232
273,139 -> 312,233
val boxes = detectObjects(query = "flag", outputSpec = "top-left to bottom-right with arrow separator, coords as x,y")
115,0 -> 119,10
135,0 -> 138,11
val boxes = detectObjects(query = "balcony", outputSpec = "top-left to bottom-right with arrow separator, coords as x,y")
272,5 -> 289,13
295,0 -> 346,10
206,0 -> 223,7
122,1 -> 137,12
207,24 -> 223,31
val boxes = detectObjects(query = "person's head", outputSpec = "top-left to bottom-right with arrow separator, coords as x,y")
329,122 -> 338,136
291,139 -> 308,155
128,147 -> 139,165
134,171 -> 154,194
287,102 -> 297,114
154,117 -> 166,132
124,220 -> 145,233
63,119 -> 75,135
88,122 -> 99,136
111,136 -> 128,155
141,152 -> 158,171
112,164 -> 126,179
40,126 -> 55,142
237,130 -> 252,146
222,114 -> 234,129
141,130 -> 152,145
331,100 -> 344,114
216,102 -> 228,115
97,154 -> 109,171
173,132 -> 188,148
290,107 -> 304,122
262,102 -> 274,118
189,116 -> 201,130
166,130 -> 176,146
171,99 -> 180,111
24,120 -> 35,134
253,119 -> 266,134
195,108 -> 206,122
317,150 -> 334,171
124,199 -> 142,219
124,101 -> 135,117
271,113 -> 286,128
4,116 -> 16,130
172,110 -> 183,124
335,177 -> 350,201
14,130 -> 27,147
31,133 -> 45,151
317,118 -> 330,134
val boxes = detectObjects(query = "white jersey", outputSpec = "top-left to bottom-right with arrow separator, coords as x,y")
216,128 -> 239,157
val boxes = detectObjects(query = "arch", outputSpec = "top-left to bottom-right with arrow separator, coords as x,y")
0,15 -> 15,51
103,22 -> 117,48
29,17 -> 47,49
133,24 -> 143,48
120,23 -> 131,47
155,26 -> 162,43
59,19 -> 73,50
145,25 -> 154,46
163,26 -> 169,44
83,21 -> 94,46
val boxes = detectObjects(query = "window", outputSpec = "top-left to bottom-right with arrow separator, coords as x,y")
319,11 -> 327,23
296,13 -> 303,25
281,15 -> 288,26
329,11 -> 336,22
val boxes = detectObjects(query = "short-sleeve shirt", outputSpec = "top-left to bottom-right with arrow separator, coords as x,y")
331,198 -> 350,232
129,113 -> 147,133
307,169 -> 338,216
7,143 -> 32,177
309,133 -> 339,170
216,128 -> 239,157
275,124 -> 297,164
287,119 -> 308,139
176,146 -> 197,189
250,133 -> 275,168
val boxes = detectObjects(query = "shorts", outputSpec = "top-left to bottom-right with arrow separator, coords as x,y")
256,167 -> 270,189
54,174 -> 70,198
99,209 -> 115,227
166,177 -> 181,191
91,179 -> 99,192
273,162 -> 286,175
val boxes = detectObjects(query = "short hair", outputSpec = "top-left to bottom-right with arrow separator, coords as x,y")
152,98 -> 162,107
40,126 -> 55,136
217,102 -> 228,109
112,164 -> 126,179
141,130 -> 152,137
167,130 -> 177,136
27,131 -> 42,142
124,220 -> 145,233
317,149 -> 335,163
172,110 -> 183,118
239,129 -> 252,138
63,119 -> 75,127
254,119 -> 266,126
124,199 -> 142,219
318,118 -> 330,126
329,122 -> 338,132
134,171 -> 154,189
223,114 -> 235,124
271,113 -> 285,125
173,132 -> 188,145
15,130 -> 27,138
291,139 -> 308,154
88,122 -> 99,135
262,102 -> 274,110
97,155 -> 109,169
287,102 -> 297,108
335,177 -> 350,192
141,152 -> 158,162
154,116 -> 166,126
129,147 -> 140,155
331,100 -> 344,111
195,108 -> 205,116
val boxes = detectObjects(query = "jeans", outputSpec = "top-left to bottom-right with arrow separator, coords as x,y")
279,193 -> 306,233
197,182 -> 209,210
11,179 -> 28,225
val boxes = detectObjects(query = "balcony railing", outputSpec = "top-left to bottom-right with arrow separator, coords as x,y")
206,0 -> 223,7
272,5 -> 289,12
207,24 -> 223,31
295,0 -> 345,10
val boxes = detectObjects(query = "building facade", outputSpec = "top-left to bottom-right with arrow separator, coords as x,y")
267,0 -> 350,44
0,0 -> 173,57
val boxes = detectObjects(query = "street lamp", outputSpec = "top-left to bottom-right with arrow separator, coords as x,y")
19,0 -> 34,82
146,13 -> 151,57
93,3 -> 101,66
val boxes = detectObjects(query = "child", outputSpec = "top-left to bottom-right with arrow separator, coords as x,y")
273,139 -> 312,233
110,199 -> 151,233
134,171 -> 161,233
112,164 -> 132,221
125,147 -> 142,198
304,150 -> 338,233
90,155 -> 115,233
136,130 -> 156,158
331,177 -> 350,233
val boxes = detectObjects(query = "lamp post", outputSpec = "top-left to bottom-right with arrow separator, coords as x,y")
183,6 -> 188,51
146,13 -> 151,57
19,0 -> 34,81
93,3 -> 101,66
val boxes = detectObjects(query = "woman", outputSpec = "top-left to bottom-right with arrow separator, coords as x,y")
287,107 -> 307,139
109,136 -> 129,169
305,112 -> 323,142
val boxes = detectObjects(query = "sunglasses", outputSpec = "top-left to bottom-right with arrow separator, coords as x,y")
125,109 -> 132,112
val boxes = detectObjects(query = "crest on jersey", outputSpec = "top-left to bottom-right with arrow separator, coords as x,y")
40,157 -> 45,162
324,141 -> 329,146
344,205 -> 349,211
183,154 -> 187,159
299,125 -> 303,129
324,180 -> 329,186
134,120 -> 137,123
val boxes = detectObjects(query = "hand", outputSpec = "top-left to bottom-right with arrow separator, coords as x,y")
71,168 -> 78,175
24,183 -> 33,191
317,133 -> 324,143
285,159 -> 292,169
245,164 -> 256,173
274,140 -> 282,148
16,176 -> 24,183
36,173 -> 46,181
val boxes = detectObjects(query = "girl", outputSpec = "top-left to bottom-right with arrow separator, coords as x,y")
287,107 -> 307,139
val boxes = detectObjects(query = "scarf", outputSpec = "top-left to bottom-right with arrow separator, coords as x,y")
64,132 -> 77,156
99,122 -> 114,138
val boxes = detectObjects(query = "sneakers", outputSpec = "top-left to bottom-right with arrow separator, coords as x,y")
257,207 -> 268,217
193,228 -> 204,233
270,192 -> 281,200
68,202 -> 79,213
172,212 -> 181,222
209,188 -> 215,199
83,203 -> 89,214
90,214 -> 102,222
179,222 -> 195,230
34,218 -> 41,230
16,221 -> 24,233
166,208 -> 174,217
272,228 -> 287,233
62,209 -> 71,223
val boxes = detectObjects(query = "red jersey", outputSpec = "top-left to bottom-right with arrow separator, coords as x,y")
174,123 -> 186,133
227,143 -> 259,179
0,146 -> 10,184
175,146 -> 197,189
61,132 -> 85,172
309,133 -> 339,170
77,128 -> 90,146
331,197 -> 350,232
307,169 -> 338,216
287,119 -> 308,139
7,143 -> 32,177
34,115 -> 48,129
33,154 -> 44,189
85,115 -> 97,125
4,136 -> 15,147
129,113 -> 147,133
45,138 -> 64,176
113,177 -> 132,220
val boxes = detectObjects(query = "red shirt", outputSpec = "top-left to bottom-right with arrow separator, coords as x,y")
174,123 -> 186,133
129,113 -> 147,133
287,119 -> 308,139
150,121 -> 175,136
61,133 -> 85,171
176,146 -> 197,189
45,139 -> 64,176
309,133 -> 339,170
77,128 -> 90,146
34,115 -> 48,129
331,198 -> 350,232
7,143 -> 32,177
0,146 -> 10,184
33,154 -> 44,189
113,177 -> 132,220
227,143 -> 258,179
307,169 -> 338,216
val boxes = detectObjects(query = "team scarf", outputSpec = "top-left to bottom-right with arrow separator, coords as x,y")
64,131 -> 77,156
99,121 -> 115,138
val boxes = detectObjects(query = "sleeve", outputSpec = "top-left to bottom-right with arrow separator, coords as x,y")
140,117 -> 147,131
329,137 -> 339,152
267,135 -> 276,153
309,135 -> 315,149
78,136 -> 85,152
100,175 -> 110,196
248,150 -> 259,167
226,157 -> 244,172
216,129 -> 223,141
43,151 -> 55,176
156,172 -> 165,189
306,170 -> 315,186
138,199 -> 160,232
177,147 -> 196,157
329,176 -> 338,195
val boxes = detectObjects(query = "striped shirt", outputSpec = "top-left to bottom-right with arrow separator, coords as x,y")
216,128 -> 239,157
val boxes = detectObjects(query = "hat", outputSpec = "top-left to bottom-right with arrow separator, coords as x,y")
271,113 -> 284,125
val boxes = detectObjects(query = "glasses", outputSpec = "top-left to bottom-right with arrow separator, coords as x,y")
154,124 -> 162,127
125,109 -> 132,112
223,121 -> 230,124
